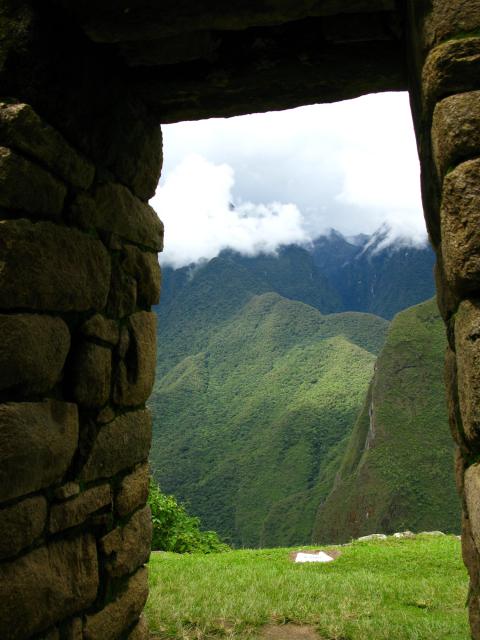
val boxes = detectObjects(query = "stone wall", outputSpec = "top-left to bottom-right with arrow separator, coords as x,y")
405,1 -> 480,636
0,4 -> 162,638
3,0 -> 480,638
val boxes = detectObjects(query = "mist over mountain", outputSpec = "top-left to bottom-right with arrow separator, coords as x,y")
311,227 -> 436,319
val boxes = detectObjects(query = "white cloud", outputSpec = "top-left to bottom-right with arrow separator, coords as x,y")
152,92 -> 428,267
151,154 -> 308,268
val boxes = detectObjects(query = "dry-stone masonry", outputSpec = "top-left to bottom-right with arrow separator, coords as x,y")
1,0 -> 480,638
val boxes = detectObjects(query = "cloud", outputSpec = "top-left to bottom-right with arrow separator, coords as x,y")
151,154 -> 309,268
153,92 -> 428,267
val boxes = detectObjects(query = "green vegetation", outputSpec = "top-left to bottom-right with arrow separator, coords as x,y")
313,298 -> 460,543
146,534 -> 468,639
148,480 -> 229,554
150,292 -> 388,547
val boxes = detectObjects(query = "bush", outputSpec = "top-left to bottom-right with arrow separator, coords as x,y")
148,479 -> 230,553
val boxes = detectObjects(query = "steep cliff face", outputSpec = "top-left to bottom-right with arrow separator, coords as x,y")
313,298 -> 460,543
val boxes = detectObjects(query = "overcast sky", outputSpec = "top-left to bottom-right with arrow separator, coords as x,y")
150,92 -> 426,268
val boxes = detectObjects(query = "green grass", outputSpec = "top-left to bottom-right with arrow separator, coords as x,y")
146,535 -> 468,640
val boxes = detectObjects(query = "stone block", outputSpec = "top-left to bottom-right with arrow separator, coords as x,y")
122,245 -> 161,307
466,464 -> 480,554
0,147 -> 66,217
38,629 -> 60,640
0,219 -> 110,312
127,615 -> 150,640
0,314 -> 70,395
54,482 -> 80,500
81,314 -> 119,345
455,300 -> 480,442
445,346 -> 462,446
441,159 -> 480,293
0,101 -> 94,189
423,38 -> 480,112
432,91 -> 480,178
116,463 -> 150,518
64,618 -> 83,640
84,566 -> 149,640
0,495 -> 47,560
0,535 -> 98,640
103,105 -> 162,202
73,182 -> 163,250
97,405 -> 116,424
463,510 -> 480,585
422,2 -> 480,50
79,409 -> 152,482
50,484 -> 112,533
106,266 -> 137,319
455,447 -> 465,496
470,594 -> 480,640
101,506 -> 152,577
0,400 -> 78,502
72,341 -> 112,408
114,312 -> 157,407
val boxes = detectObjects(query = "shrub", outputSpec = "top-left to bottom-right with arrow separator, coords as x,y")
148,479 -> 230,553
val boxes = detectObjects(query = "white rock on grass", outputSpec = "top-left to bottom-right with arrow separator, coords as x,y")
419,531 -> 445,536
357,534 -> 387,542
295,552 -> 335,563
393,531 -> 415,539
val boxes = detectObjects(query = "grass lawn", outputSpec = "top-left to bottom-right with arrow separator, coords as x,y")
146,535 -> 469,640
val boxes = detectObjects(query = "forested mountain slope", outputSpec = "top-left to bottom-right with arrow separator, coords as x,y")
150,293 -> 388,546
312,298 -> 460,543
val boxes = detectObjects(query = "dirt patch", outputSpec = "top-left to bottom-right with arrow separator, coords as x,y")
260,623 -> 323,639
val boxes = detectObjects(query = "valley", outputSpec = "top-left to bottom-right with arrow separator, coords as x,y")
149,229 -> 458,547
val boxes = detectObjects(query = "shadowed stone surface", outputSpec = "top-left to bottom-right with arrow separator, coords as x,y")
114,311 -> 157,407
81,314 -> 119,345
441,160 -> 480,293
0,146 -> 66,217
0,535 -> 98,640
50,484 -> 112,533
0,400 -> 78,502
76,183 -> 163,250
80,409 -> 152,482
455,300 -> 480,442
100,505 -> 152,577
84,566 -> 149,640
116,462 -> 150,517
72,342 -> 112,408
64,618 -> 83,640
0,101 -> 94,189
0,314 -> 70,395
127,615 -> 149,640
123,245 -> 161,308
0,219 -> 111,311
465,464 -> 480,552
0,495 -> 47,560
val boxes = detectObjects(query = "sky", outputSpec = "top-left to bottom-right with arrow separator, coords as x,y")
149,92 -> 427,268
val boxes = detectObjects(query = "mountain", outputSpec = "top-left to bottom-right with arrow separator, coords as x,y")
312,298 -> 460,543
150,229 -> 444,547
312,228 -> 436,319
150,293 -> 389,546
155,244 -> 342,378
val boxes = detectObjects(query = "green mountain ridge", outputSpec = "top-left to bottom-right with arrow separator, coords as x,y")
150,292 -> 388,546
312,298 -> 460,543
151,235 -> 456,548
